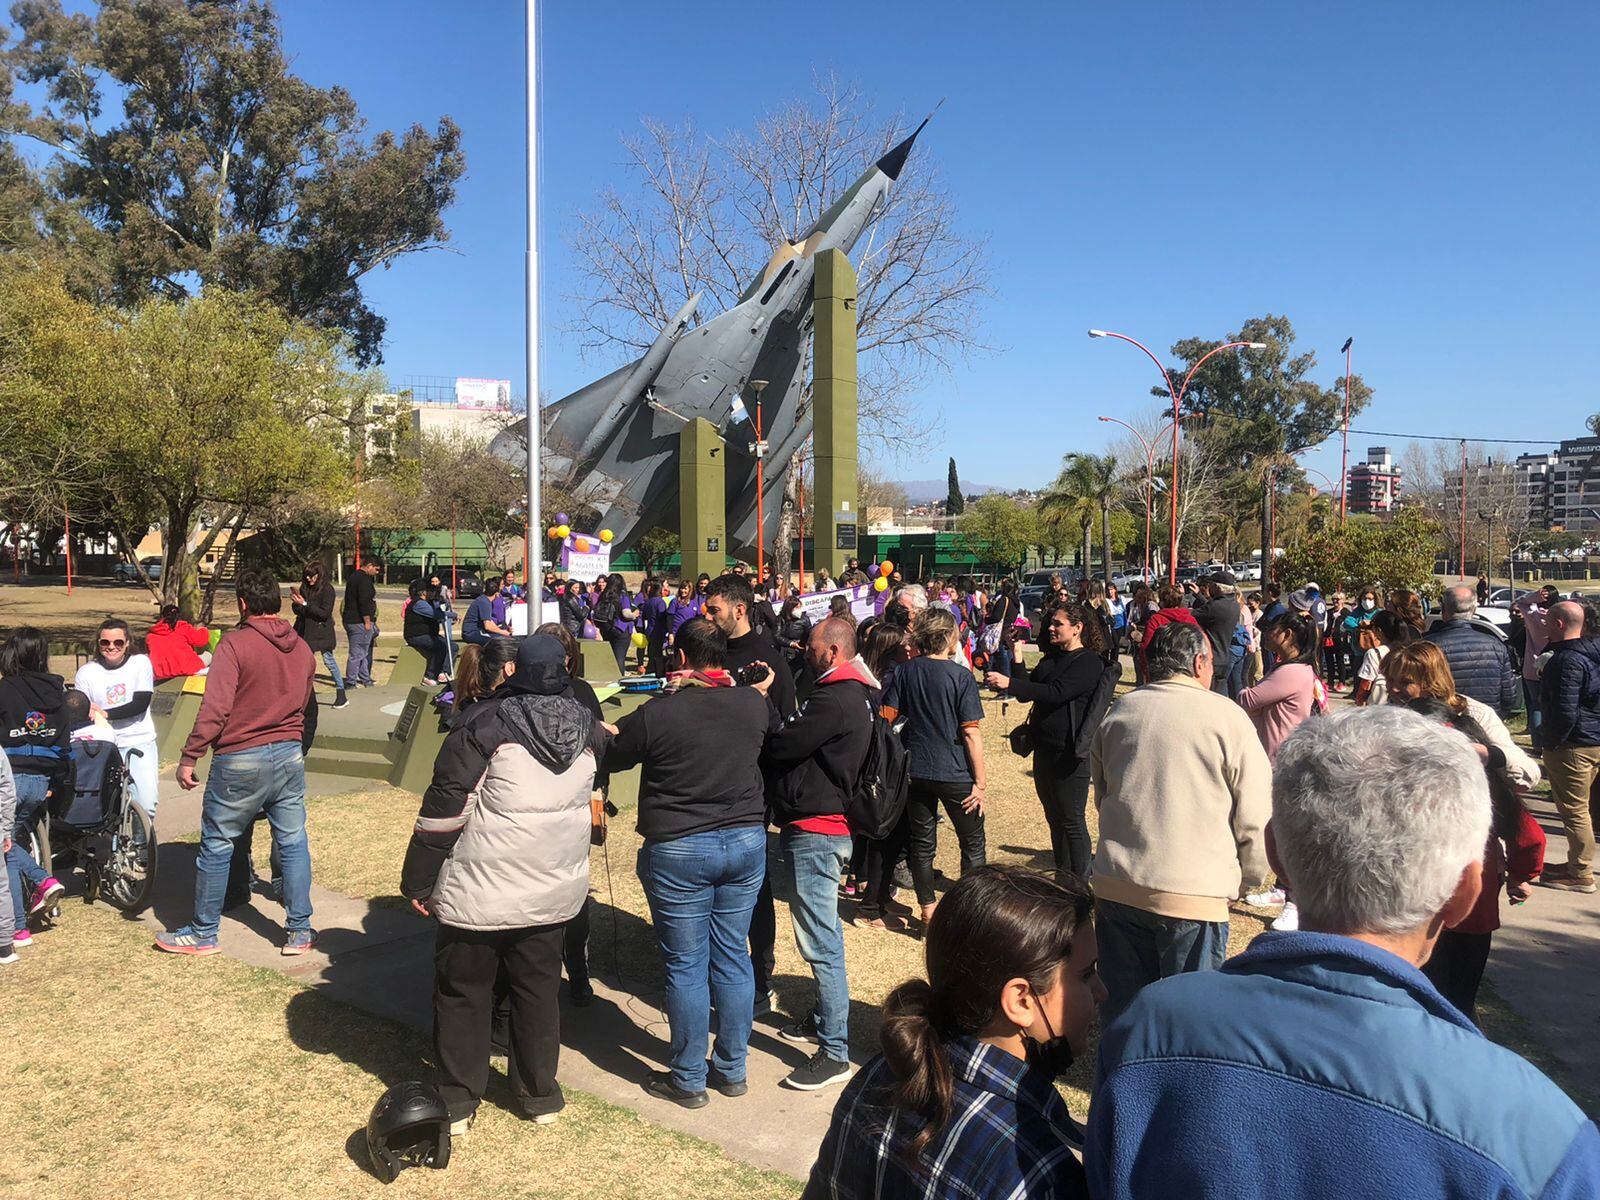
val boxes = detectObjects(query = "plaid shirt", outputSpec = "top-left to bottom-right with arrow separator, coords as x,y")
804,1037 -> 1086,1199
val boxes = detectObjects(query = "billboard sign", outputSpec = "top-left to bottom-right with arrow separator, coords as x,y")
454,377 -> 511,409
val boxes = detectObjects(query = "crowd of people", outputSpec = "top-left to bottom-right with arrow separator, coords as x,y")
4,557 -> 1598,1198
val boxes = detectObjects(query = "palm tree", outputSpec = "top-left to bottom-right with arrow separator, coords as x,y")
1042,452 -> 1120,578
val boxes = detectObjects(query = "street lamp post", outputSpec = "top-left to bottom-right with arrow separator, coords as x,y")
1089,331 -> 1267,584
750,379 -> 770,582
1459,439 -> 1468,579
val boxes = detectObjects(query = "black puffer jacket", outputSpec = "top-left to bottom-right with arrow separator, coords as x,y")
1541,636 -> 1600,748
1425,618 -> 1519,716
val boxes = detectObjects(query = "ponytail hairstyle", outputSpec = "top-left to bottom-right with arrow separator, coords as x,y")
452,637 -> 521,709
880,865 -> 1093,1164
1263,612 -> 1318,668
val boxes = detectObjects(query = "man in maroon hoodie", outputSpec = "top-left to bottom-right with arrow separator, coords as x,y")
156,570 -> 317,957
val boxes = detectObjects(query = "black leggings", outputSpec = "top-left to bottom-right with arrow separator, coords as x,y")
906,779 -> 986,907
1034,744 -> 1092,881
858,811 -> 913,920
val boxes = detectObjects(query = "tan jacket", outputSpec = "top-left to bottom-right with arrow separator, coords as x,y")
1090,674 -> 1272,921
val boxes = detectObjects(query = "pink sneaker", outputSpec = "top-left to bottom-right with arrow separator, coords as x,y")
12,929 -> 34,947
29,877 -> 65,915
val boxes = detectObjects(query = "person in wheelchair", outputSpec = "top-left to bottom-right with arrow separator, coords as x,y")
1,628 -> 70,948
44,689 -> 158,916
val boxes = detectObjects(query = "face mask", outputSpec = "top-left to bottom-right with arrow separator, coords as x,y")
1362,599 -> 1376,611
1023,998 -> 1075,1079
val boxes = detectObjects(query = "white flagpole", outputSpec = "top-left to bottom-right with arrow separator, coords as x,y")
525,0 -> 542,583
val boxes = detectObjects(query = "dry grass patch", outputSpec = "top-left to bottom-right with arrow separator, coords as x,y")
0,898 -> 797,1200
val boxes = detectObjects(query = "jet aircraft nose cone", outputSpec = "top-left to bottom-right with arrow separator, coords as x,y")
874,115 -> 930,181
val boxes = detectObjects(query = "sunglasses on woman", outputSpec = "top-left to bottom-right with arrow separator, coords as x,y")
99,638 -> 127,648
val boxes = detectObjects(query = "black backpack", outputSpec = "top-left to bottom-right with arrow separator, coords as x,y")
1071,657 -> 1123,760
844,709 -> 910,840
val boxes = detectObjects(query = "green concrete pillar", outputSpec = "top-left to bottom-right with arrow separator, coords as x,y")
680,417 -> 726,580
813,249 -> 859,579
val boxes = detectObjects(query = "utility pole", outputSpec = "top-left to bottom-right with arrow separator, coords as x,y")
1479,510 -> 1495,591
1459,439 -> 1468,579
1340,337 -> 1353,524
523,0 -> 542,585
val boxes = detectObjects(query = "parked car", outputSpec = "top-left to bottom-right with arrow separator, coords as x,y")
1232,562 -> 1264,583
451,571 -> 486,600
1486,587 -> 1534,606
1111,569 -> 1157,591
1020,566 -> 1074,618
112,557 -> 163,584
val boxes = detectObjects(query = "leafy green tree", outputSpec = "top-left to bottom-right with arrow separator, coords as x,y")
945,458 -> 964,516
1159,316 -> 1372,560
956,494 -> 1040,574
635,526 -> 681,578
1,0 -> 464,363
1277,507 -> 1440,595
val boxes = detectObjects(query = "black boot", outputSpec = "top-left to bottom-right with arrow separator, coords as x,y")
331,689 -> 349,710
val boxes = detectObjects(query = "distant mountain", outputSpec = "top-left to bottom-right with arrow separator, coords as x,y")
895,479 -> 1004,504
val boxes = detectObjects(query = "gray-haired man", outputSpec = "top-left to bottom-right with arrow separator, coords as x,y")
1425,583 -> 1519,717
1089,621 -> 1272,1026
1090,706 -> 1600,1199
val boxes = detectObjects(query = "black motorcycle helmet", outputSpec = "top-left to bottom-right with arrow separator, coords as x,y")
366,1081 -> 451,1183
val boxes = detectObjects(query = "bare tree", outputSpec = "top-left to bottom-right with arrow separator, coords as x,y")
1401,440 -> 1524,575
566,73 -> 991,461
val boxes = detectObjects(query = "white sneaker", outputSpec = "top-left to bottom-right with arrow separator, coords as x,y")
0,946 -> 16,965
1245,887 -> 1287,908
1271,902 -> 1300,932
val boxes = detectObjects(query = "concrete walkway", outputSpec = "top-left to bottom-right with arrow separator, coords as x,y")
131,768 -> 838,1181
1484,787 -> 1600,1108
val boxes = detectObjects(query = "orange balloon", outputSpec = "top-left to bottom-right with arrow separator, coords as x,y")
879,560 -> 894,576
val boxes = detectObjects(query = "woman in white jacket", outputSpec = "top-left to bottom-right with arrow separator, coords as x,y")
402,635 -> 609,1132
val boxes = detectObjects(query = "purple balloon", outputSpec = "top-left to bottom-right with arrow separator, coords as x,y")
555,512 -> 570,525
866,563 -> 879,576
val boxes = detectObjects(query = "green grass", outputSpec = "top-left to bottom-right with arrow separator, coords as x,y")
2,897 -> 800,1199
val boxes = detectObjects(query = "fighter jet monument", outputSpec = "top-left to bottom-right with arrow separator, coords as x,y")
493,117 -> 930,559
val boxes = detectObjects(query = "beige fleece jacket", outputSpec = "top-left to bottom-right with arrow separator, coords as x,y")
1090,674 -> 1273,921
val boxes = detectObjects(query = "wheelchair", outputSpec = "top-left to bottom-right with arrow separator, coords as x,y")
25,741 -> 158,919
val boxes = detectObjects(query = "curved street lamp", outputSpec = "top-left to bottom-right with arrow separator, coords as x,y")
1097,413 -> 1186,582
1089,330 -> 1267,583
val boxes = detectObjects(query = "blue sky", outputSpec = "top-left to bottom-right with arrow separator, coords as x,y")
272,2 -> 1598,488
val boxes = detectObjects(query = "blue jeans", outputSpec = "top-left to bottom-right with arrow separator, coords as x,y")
6,772 -> 50,934
190,741 -> 313,940
639,825 -> 767,1091
1095,898 -> 1228,1031
320,650 -> 344,691
1226,650 -> 1247,701
991,640 -> 1013,679
1524,677 -> 1543,751
780,826 -> 853,1063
